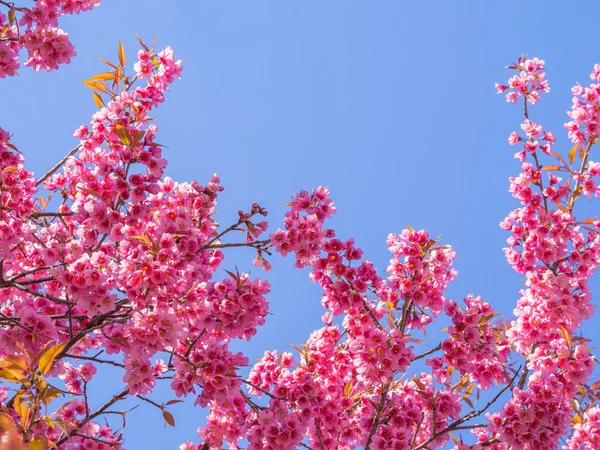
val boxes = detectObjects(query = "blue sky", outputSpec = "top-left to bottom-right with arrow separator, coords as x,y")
3,1 -> 600,448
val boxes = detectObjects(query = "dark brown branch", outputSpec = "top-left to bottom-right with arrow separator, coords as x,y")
413,369 -> 520,450
64,353 -> 125,368
314,419 -> 325,450
9,282 -> 73,305
6,263 -> 65,282
29,211 -> 74,218
36,145 -> 80,187
0,0 -> 28,12
241,379 -> 283,400
412,344 -> 442,362
204,239 -> 271,251
55,389 -> 129,446
364,384 -> 390,450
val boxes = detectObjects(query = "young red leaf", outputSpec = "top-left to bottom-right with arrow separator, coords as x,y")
162,410 -> 175,427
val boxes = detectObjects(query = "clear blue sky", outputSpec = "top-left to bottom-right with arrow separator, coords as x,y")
2,1 -> 600,448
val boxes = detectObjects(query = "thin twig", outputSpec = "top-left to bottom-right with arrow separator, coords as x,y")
364,384 -> 390,450
412,344 -> 442,362
29,211 -> 74,218
55,389 -> 129,446
36,145 -> 80,187
0,0 -> 28,12
64,353 -> 125,368
413,369 -> 520,450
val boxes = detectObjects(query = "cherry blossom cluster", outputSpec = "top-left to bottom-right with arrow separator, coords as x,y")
0,127 -> 36,257
565,406 -> 600,450
564,64 -> 600,144
364,375 -> 462,450
194,187 -> 467,449
493,58 -> 600,449
427,296 -> 510,389
495,56 -> 549,105
46,400 -> 124,449
0,0 -> 100,77
382,229 -> 457,329
0,43 -> 274,448
486,373 -> 571,450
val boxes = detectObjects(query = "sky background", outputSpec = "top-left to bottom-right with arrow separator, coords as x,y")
2,1 -> 600,448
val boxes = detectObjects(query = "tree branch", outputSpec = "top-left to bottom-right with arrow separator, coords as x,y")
36,145 -> 80,187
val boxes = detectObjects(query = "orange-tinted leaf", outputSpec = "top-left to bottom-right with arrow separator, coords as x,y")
115,124 -> 131,146
30,438 -> 49,450
38,342 -> 65,375
465,383 -> 475,396
413,376 -> 425,390
93,91 -> 104,108
41,386 -> 62,407
572,186 -> 582,203
162,410 -> 175,427
224,269 -> 240,283
2,166 -> 18,174
42,416 -> 55,429
553,202 -> 569,213
407,224 -> 415,232
0,367 -> 27,383
560,326 -> 572,347
344,382 -> 353,397
569,144 -> 577,165
579,144 -> 585,160
542,165 -> 561,171
118,41 -> 126,67
1,355 -> 28,371
97,56 -> 117,69
135,34 -> 150,52
131,235 -> 154,248
89,72 -> 115,82
449,432 -> 459,445
5,142 -> 20,152
463,396 -> 474,409
14,394 -> 30,428
131,130 -> 145,146
386,312 -> 394,329
82,79 -> 107,93
7,9 -> 16,25
164,399 -> 183,406
76,186 -> 102,200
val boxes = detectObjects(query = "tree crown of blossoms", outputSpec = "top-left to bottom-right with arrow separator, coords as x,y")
1,4 -> 599,449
